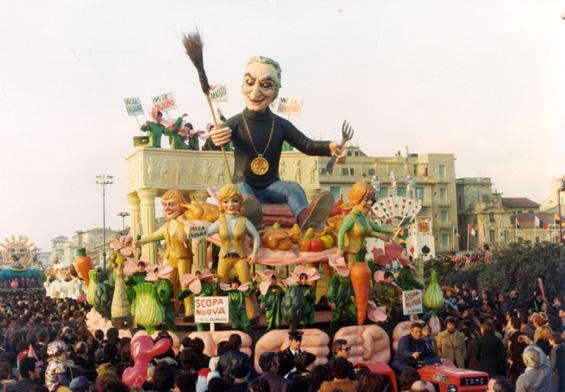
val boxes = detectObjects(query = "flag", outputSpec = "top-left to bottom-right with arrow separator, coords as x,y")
482,224 -> 487,238
515,217 -> 521,229
453,226 -> 460,239
534,216 -> 548,230
468,224 -> 476,236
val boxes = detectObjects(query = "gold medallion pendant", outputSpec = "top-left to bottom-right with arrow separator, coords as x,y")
250,154 -> 269,175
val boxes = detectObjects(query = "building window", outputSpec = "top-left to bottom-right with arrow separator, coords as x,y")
367,168 -> 375,176
503,230 -> 509,241
329,186 -> 340,200
528,210 -> 533,214
439,188 -> 447,201
379,186 -> 388,199
416,187 -> 424,200
440,210 -> 448,223
438,164 -> 446,178
320,168 -> 327,175
441,234 -> 449,248
397,186 -> 406,197
341,168 -> 349,176
489,229 -> 495,243
489,212 -> 495,223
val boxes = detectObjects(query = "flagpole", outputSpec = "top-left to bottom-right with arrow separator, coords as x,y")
467,226 -> 470,252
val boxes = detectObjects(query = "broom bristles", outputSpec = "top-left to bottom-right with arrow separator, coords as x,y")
183,30 -> 210,95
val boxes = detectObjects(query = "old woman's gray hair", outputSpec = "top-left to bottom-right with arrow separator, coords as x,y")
522,345 -> 547,369
246,56 -> 282,98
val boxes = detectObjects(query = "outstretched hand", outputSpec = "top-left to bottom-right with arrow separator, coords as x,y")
329,143 -> 348,164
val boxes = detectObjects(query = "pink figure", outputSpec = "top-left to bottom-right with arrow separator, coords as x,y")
122,335 -> 172,387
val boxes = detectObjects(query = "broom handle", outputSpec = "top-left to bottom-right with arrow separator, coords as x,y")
205,93 -> 233,183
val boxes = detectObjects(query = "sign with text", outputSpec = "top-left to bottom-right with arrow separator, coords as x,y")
402,290 -> 423,315
187,225 -> 208,240
209,84 -> 228,102
194,296 -> 229,323
277,97 -> 303,116
151,92 -> 177,112
124,97 -> 144,116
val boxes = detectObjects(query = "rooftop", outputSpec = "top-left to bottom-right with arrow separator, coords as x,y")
501,197 -> 540,209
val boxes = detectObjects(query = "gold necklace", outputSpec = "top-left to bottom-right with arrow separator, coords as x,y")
242,113 -> 275,176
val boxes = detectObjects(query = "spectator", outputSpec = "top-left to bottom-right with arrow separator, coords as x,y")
318,357 -> 357,392
230,364 -> 250,392
278,331 -> 304,377
307,365 -> 330,392
249,377 -> 271,392
173,372 -> 195,392
399,368 -> 420,392
257,352 -> 287,392
515,345 -> 553,392
410,380 -> 435,392
7,356 -> 39,392
217,334 -> 251,379
486,376 -> 514,392
435,317 -> 466,368
549,332 -> 564,392
149,363 -> 176,392
357,371 -> 385,392
286,351 -> 316,381
68,376 -> 90,392
507,317 -> 527,383
476,320 -> 505,376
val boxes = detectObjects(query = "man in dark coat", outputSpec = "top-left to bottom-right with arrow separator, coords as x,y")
217,334 -> 251,378
476,320 -> 505,376
278,331 -> 303,377
392,322 -> 438,373
7,357 -> 39,392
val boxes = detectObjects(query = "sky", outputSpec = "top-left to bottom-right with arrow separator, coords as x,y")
1,0 -> 564,251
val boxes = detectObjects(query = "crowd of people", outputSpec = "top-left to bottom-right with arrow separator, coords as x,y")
0,279 -> 564,392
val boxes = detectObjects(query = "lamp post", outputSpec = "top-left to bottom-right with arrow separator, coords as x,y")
96,175 -> 113,270
117,212 -> 130,232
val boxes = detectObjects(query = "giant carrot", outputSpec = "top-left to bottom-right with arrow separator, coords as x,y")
350,262 -> 372,325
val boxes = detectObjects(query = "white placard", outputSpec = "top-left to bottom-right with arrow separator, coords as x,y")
151,92 -> 177,112
194,296 -> 229,323
124,97 -> 144,116
277,97 -> 303,115
402,290 -> 423,315
188,225 -> 207,240
209,84 -> 228,102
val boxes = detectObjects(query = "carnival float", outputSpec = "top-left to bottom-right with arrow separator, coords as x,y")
0,235 -> 43,289
51,30 -> 481,387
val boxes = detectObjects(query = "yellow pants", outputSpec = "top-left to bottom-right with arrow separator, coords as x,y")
218,256 -> 259,320
173,257 -> 192,316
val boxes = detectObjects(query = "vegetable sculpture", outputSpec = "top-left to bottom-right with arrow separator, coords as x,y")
423,269 -> 444,315
86,269 -> 98,305
281,285 -> 309,332
131,282 -> 164,334
74,247 -> 93,288
94,269 -> 114,320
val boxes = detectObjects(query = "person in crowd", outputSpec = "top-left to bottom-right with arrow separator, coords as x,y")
217,334 -> 251,379
6,356 -> 39,392
392,322 -> 439,373
436,316 -> 466,368
257,352 -> 287,392
307,365 -> 330,392
476,319 -> 506,376
409,380 -> 435,392
318,357 -> 357,392
486,376 -> 514,392
399,368 -> 421,392
506,316 -> 528,383
356,371 -> 385,392
515,345 -> 553,392
229,364 -> 250,392
248,377 -> 271,392
549,332 -> 564,392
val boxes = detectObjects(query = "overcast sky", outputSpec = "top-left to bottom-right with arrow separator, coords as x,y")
1,0 -> 564,251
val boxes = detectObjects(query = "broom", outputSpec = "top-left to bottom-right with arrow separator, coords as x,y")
182,29 -> 233,183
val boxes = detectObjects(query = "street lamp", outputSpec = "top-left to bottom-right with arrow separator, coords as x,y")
96,175 -> 113,269
117,212 -> 130,232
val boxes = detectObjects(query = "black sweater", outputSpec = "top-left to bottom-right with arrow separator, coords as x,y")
225,108 -> 331,189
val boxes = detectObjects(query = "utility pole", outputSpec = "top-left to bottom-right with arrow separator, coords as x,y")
96,175 -> 113,270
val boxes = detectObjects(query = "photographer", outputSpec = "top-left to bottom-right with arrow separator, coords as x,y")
392,322 -> 439,373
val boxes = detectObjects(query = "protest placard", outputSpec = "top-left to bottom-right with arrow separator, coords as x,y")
277,97 -> 303,115
194,296 -> 229,323
151,92 -> 177,112
209,84 -> 228,102
124,97 -> 144,116
402,289 -> 423,315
